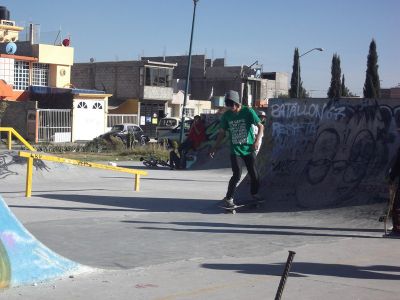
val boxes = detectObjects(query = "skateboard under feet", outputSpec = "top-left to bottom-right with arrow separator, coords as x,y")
219,200 -> 265,214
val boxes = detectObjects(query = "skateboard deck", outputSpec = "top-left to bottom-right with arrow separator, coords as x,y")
219,200 -> 265,214
382,232 -> 400,239
379,181 -> 398,236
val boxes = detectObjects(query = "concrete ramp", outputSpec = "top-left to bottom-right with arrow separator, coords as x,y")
189,114 -> 231,170
0,195 -> 91,288
237,98 -> 400,210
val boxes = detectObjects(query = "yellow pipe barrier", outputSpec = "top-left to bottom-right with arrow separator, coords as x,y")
19,151 -> 148,197
0,127 -> 35,151
7,131 -> 11,151
26,157 -> 33,198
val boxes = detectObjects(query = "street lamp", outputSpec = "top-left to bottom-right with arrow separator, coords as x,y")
297,47 -> 324,98
180,0 -> 199,144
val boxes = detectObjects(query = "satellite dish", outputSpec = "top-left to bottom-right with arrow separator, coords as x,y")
5,42 -> 17,54
90,58 -> 95,63
62,38 -> 70,47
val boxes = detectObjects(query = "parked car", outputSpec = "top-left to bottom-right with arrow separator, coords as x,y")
157,119 -> 194,146
156,117 -> 193,142
99,123 -> 150,145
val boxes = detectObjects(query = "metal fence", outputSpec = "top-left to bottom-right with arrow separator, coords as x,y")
38,109 -> 72,143
107,114 -> 138,128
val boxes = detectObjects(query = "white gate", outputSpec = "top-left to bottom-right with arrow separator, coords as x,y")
107,114 -> 138,128
38,109 -> 72,143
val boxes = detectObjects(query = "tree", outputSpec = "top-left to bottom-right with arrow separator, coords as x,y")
341,74 -> 349,97
327,54 -> 342,99
363,39 -> 380,98
289,48 -> 306,98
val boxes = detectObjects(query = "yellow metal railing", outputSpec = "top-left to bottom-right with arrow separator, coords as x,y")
19,151 -> 148,197
0,127 -> 35,151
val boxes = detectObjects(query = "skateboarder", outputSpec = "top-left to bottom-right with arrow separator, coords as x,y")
209,90 -> 264,208
388,143 -> 400,237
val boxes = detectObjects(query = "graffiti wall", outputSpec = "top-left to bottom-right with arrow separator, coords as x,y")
257,98 -> 400,209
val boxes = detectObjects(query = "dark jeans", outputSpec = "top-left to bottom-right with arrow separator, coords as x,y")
226,153 -> 259,199
169,151 -> 181,169
178,139 -> 194,169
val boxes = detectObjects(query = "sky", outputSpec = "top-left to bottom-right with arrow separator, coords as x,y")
2,0 -> 399,97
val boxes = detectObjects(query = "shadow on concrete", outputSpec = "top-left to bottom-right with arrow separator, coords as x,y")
123,220 -> 382,233
2,188 -> 109,194
201,262 -> 400,280
17,193 -> 217,214
122,220 -> 381,239
9,204 -> 145,212
100,176 -> 228,183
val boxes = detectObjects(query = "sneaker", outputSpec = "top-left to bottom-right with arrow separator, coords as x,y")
222,197 -> 235,208
385,230 -> 400,238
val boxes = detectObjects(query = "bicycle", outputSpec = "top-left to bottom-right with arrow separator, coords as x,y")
140,156 -> 170,168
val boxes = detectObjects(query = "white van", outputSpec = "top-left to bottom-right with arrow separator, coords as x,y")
156,117 -> 193,142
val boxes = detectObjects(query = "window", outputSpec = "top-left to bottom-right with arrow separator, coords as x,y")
166,69 -> 172,87
144,67 -> 173,87
0,57 -> 14,85
32,63 -> 49,86
93,102 -> 103,109
14,61 -> 29,90
183,108 -> 195,118
77,101 -> 88,109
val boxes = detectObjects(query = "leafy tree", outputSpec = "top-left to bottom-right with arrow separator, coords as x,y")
363,39 -> 380,98
327,54 -> 341,99
289,48 -> 306,98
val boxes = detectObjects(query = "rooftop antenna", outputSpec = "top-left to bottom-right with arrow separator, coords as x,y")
163,46 -> 166,62
53,26 -> 61,45
224,49 -> 227,64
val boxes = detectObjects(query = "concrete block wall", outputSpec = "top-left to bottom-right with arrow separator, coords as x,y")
0,100 -> 36,138
72,61 -> 141,100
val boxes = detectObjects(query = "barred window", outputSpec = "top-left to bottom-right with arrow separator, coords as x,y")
32,63 -> 49,86
93,102 -> 103,109
14,61 -> 29,90
183,108 -> 195,118
144,67 -> 173,87
0,57 -> 14,86
77,101 -> 88,109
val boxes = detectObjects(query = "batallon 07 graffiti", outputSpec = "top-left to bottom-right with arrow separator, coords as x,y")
265,98 -> 400,209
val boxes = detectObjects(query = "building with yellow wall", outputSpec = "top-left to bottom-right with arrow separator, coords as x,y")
0,11 -> 111,142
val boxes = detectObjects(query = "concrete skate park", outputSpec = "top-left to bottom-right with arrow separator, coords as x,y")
1,98 -> 400,299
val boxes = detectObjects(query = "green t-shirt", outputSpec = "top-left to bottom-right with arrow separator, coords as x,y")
220,106 -> 261,156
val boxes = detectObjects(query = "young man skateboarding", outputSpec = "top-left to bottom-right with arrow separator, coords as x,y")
209,90 -> 264,208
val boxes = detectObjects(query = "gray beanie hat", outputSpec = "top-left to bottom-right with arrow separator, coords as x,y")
225,90 -> 241,104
